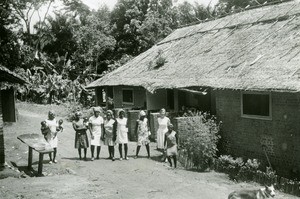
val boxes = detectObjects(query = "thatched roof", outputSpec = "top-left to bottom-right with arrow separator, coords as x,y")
0,65 -> 27,84
87,0 -> 300,93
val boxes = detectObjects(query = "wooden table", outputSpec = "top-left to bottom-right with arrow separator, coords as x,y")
17,134 -> 54,176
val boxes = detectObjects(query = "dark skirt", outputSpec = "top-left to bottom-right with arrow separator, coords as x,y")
75,130 -> 89,149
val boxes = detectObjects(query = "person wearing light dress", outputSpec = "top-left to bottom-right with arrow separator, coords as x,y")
157,108 -> 171,150
115,109 -> 129,160
43,110 -> 63,164
134,110 -> 150,159
88,107 -> 104,161
157,108 -> 171,162
103,110 -> 116,161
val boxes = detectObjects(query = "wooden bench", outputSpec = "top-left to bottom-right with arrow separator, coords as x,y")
17,134 -> 54,176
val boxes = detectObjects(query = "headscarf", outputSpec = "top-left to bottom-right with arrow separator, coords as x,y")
106,110 -> 113,116
48,110 -> 56,120
93,106 -> 102,113
139,110 -> 146,117
48,110 -> 55,117
106,110 -> 114,118
118,109 -> 125,115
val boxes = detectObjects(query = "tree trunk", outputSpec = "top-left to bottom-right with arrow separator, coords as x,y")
48,90 -> 54,104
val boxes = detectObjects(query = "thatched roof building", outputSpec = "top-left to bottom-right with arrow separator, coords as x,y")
0,65 -> 26,167
87,0 -> 300,93
0,65 -> 26,84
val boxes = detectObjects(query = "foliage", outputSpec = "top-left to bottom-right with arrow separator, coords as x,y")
216,155 -> 260,181
148,49 -> 167,69
217,155 -> 244,179
0,0 -> 23,70
180,115 -> 221,171
215,0 -> 281,15
110,0 -> 212,57
10,0 -> 54,35
238,158 -> 260,181
72,7 -> 116,76
15,64 -> 94,106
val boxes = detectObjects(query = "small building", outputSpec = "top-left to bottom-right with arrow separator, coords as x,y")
0,65 -> 26,167
87,1 -> 300,178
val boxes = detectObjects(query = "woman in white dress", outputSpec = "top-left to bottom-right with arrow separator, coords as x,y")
116,109 -> 129,160
134,110 -> 150,159
88,107 -> 104,161
103,110 -> 116,161
157,108 -> 171,151
43,110 -> 63,164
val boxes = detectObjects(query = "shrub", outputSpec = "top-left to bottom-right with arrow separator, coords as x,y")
217,155 -> 243,179
216,155 -> 260,181
238,158 -> 260,181
180,116 -> 221,171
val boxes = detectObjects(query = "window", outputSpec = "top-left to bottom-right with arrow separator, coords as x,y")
241,92 -> 271,120
122,89 -> 134,104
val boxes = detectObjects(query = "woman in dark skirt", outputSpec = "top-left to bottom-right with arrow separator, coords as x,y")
72,111 -> 89,160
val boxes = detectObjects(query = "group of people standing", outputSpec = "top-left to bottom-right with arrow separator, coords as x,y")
41,107 -> 179,168
157,108 -> 179,168
72,107 -> 136,161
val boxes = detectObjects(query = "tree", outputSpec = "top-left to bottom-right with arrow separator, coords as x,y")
0,0 -> 23,70
35,12 -> 78,59
138,0 -> 176,51
111,0 -> 150,56
72,6 -> 116,77
10,0 -> 53,35
215,0 -> 280,15
62,0 -> 91,25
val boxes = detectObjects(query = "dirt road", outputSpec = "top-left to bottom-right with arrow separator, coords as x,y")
0,103 -> 298,199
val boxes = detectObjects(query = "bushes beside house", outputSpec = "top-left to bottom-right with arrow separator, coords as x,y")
215,155 -> 260,181
177,115 -> 221,171
175,114 -> 300,197
215,155 -> 300,197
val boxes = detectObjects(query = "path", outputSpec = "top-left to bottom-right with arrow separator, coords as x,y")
0,105 -> 298,199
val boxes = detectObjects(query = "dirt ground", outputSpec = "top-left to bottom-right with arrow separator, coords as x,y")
0,102 -> 298,199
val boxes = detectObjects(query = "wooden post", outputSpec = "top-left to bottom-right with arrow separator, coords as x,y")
1,88 -> 16,122
28,146 -> 33,170
38,153 -> 44,176
0,91 -> 5,167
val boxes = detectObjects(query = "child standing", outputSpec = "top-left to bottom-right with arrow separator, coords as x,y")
134,110 -> 150,159
164,123 -> 179,168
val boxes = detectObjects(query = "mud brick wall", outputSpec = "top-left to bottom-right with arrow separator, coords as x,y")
173,116 -> 203,139
127,110 -> 140,141
113,86 -> 146,109
149,113 -> 160,141
216,90 -> 300,178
